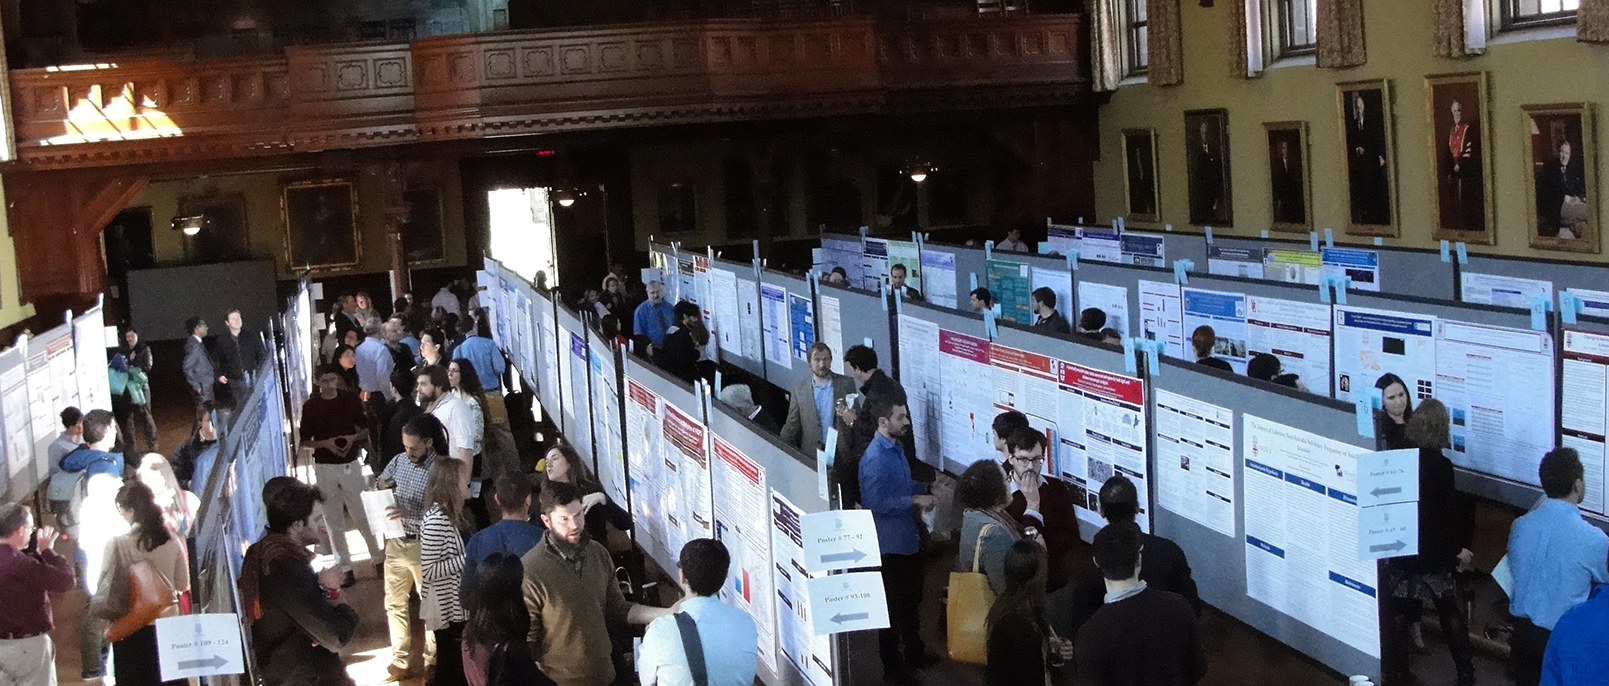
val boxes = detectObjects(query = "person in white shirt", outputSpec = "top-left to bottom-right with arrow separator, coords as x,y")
997,228 -> 1029,253
637,539 -> 758,686
416,365 -> 478,463
432,285 -> 462,317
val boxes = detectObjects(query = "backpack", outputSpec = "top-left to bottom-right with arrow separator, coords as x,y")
47,446 -> 102,528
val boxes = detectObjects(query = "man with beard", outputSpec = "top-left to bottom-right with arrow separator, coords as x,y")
858,393 -> 937,685
651,301 -> 705,385
521,481 -> 671,686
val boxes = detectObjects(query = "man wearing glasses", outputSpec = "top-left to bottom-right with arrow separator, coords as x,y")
1002,427 -> 1078,592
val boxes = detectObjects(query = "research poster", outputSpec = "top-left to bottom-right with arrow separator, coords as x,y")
921,249 -> 958,309
771,492 -> 835,686
738,278 -> 763,362
663,402 -> 713,556
1154,390 -> 1236,537
1031,267 -> 1073,329
789,293 -> 816,362
819,294 -> 846,375
990,344 -> 1061,475
886,240 -> 922,295
566,330 -> 594,464
539,307 -> 562,417
820,236 -> 863,286
590,343 -> 627,509
72,310 -> 110,412
1054,362 -> 1149,529
709,268 -> 744,358
710,435 -> 779,676
1079,228 -> 1124,263
626,379 -> 672,557
1,354 -> 32,486
1242,415 -> 1379,659
1077,282 -> 1130,337
1207,246 -> 1264,279
938,329 -> 996,470
1182,288 -> 1249,373
1567,288 -> 1609,318
1120,233 -> 1166,267
1320,247 -> 1381,292
1332,306 -> 1436,404
1562,328 -> 1609,514
987,259 -> 1033,324
46,329 -> 79,414
761,284 -> 792,370
897,316 -> 942,468
24,332 -> 60,455
1044,224 -> 1080,256
861,238 -> 890,291
676,255 -> 699,305
1139,280 -> 1186,359
1459,272 -> 1553,309
1246,296 -> 1333,396
1263,249 -> 1323,285
1435,320 -> 1556,487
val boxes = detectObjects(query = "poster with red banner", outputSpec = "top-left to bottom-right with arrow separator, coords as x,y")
711,435 -> 778,676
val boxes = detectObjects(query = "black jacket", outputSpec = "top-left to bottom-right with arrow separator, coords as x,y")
652,326 -> 701,384
215,330 -> 265,381
1034,311 -> 1072,335
120,342 -> 154,374
251,558 -> 359,686
1052,531 -> 1202,642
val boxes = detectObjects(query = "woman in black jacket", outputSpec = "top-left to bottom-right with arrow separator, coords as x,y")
1373,373 -> 1415,451
535,442 -> 632,544
462,553 -> 556,686
985,540 -> 1070,686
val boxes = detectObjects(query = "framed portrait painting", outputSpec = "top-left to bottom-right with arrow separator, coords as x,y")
1185,109 -> 1233,228
283,179 -> 360,270
1524,103 -> 1598,254
1337,80 -> 1397,236
401,187 -> 447,264
1426,73 -> 1495,245
1122,129 -> 1160,222
1264,122 -> 1311,232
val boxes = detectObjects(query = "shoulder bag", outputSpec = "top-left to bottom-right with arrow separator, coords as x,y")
946,522 -> 996,664
101,536 -> 179,643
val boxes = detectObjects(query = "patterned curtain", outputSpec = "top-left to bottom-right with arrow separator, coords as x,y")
1148,0 -> 1184,86
1090,0 -> 1126,91
1227,0 -> 1250,78
1431,0 -> 1469,57
1316,0 -> 1368,68
1580,0 -> 1609,43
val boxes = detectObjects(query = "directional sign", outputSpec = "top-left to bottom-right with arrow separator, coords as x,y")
807,571 -> 890,636
1358,500 -> 1419,561
156,613 -> 246,682
801,510 -> 880,574
1357,449 -> 1419,508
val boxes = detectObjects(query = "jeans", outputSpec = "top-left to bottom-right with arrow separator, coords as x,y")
385,538 -> 436,669
878,553 -> 926,678
1383,595 -> 1473,683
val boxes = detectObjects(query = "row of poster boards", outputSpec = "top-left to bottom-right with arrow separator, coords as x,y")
0,304 -> 112,505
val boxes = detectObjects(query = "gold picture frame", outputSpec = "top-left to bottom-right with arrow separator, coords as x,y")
1426,72 -> 1495,245
1122,128 -> 1161,222
1337,79 -> 1398,237
1523,103 -> 1598,254
282,179 -> 361,270
1264,121 -> 1311,233
1185,109 -> 1233,228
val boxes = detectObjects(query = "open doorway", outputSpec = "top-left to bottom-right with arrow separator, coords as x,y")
487,187 -> 559,288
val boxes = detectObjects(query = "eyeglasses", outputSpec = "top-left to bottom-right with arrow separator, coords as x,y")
1012,455 -> 1045,465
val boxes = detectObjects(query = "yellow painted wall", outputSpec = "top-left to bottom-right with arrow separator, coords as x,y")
1095,1 -> 1609,261
0,183 -> 37,329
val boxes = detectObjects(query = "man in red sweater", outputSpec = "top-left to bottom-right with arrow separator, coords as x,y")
1001,426 -> 1079,591
1074,522 -> 1203,686
0,503 -> 76,684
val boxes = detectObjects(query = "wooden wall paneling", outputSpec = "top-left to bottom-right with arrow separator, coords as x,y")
5,171 -> 147,300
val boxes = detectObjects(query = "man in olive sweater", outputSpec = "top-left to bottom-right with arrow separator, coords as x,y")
522,481 -> 672,686
1074,522 -> 1204,686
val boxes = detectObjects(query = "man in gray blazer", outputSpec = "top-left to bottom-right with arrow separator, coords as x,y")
183,315 -> 215,410
781,342 -> 858,452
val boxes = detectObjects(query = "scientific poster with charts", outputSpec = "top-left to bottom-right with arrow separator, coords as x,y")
886,240 -> 922,294
990,344 -> 1061,474
1181,288 -> 1249,373
761,284 -> 791,369
1241,415 -> 1379,659
1044,224 -> 1080,256
26,330 -> 65,456
708,268 -> 743,358
1139,280 -> 1186,359
1154,391 -> 1235,536
1246,296 -> 1333,396
539,307 -> 562,418
819,295 -> 846,375
1031,268 -> 1073,329
987,260 -> 1033,324
1077,282 -> 1130,337
1434,320 -> 1555,486
565,330 -> 593,464
1320,247 -> 1381,292
738,278 -> 763,362
771,492 -> 835,686
820,236 -> 863,287
1,350 -> 32,488
938,330 -> 995,470
626,380 -> 672,556
1078,228 -> 1123,263
1053,362 -> 1149,530
1561,328 -> 1609,514
590,343 -> 626,509
710,435 -> 778,676
1208,247 -> 1265,279
662,403 -> 713,556
861,238 -> 890,291
897,316 -> 941,468
921,249 -> 958,309
1332,306 -> 1435,405
789,293 -> 816,362
1459,272 -> 1553,309
72,308 -> 111,412
1120,233 -> 1166,267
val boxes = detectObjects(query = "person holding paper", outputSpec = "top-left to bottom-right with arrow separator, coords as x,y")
636,538 -> 759,686
858,393 -> 937,685
376,414 -> 446,682
1507,447 -> 1609,686
302,364 -> 380,589
780,342 -> 857,452
889,263 -> 923,303
1380,399 -> 1474,686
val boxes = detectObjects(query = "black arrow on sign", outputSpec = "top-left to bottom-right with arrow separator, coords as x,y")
820,550 -> 867,564
1369,486 -> 1402,498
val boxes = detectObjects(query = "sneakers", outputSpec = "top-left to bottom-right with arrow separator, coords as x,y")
340,571 -> 358,588
383,664 -> 412,683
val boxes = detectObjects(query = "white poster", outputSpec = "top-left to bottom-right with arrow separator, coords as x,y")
1320,247 -> 1381,292
1139,280 -> 1186,359
771,492 -> 835,686
1154,390 -> 1236,537
626,379 -> 672,557
921,249 -> 958,309
711,436 -> 778,676
1208,246 -> 1265,279
897,315 -> 941,468
539,306 -> 561,420
1181,288 -> 1249,373
663,402 -> 713,556
821,236 -> 863,287
761,284 -> 791,370
991,344 -> 1062,476
738,278 -> 763,362
1,355 -> 33,484
73,309 -> 111,412
1246,296 -> 1333,395
1332,306 -> 1436,405
1562,328 -> 1609,515
709,268 -> 744,358
1077,282 -> 1130,337
1435,320 -> 1556,487
861,238 -> 890,291
1264,249 -> 1324,285
1242,415 -> 1379,658
1053,362 -> 1150,530
1030,267 -> 1074,327
1078,228 -> 1123,263
1566,288 -> 1609,318
590,343 -> 627,509
1460,272 -> 1553,309
938,329 -> 996,471
819,295 -> 846,375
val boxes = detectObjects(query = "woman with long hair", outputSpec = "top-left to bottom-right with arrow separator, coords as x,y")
92,481 -> 191,686
985,541 -> 1068,686
135,454 -> 200,540
1374,373 -> 1415,450
421,457 -> 474,686
332,344 -> 359,391
538,442 -> 632,544
954,460 -> 1025,593
461,552 -> 557,686
448,359 -> 490,454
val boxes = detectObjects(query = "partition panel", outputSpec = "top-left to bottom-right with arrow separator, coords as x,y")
587,327 -> 628,512
1460,253 -> 1609,304
1207,237 -> 1454,300
0,346 -> 33,504
622,354 -> 707,576
1150,358 -> 1380,681
1070,261 -> 1174,341
1161,232 -> 1209,272
555,305 -> 595,465
760,270 -> 817,392
709,258 -> 765,377
894,299 -> 989,472
532,288 -> 564,425
817,283 -> 892,377
924,242 -> 987,312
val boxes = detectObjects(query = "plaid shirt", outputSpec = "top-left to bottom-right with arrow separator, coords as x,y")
380,453 -> 435,536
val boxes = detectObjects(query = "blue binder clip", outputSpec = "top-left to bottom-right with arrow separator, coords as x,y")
1067,250 -> 1080,271
1172,259 -> 1193,285
1562,292 -> 1580,325
983,307 -> 999,339
1355,397 -> 1375,439
1324,228 -> 1334,247
1123,338 -> 1138,374
1204,227 -> 1213,244
1440,240 -> 1451,262
1455,242 -> 1469,265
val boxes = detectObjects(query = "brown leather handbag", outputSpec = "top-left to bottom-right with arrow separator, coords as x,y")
101,537 -> 178,643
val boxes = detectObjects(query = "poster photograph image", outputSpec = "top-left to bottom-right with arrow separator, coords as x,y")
1426,72 -> 1495,245
1337,79 -> 1397,237
1181,288 -> 1250,373
1246,296 -> 1333,396
1055,362 -> 1149,529
1332,305 -> 1436,404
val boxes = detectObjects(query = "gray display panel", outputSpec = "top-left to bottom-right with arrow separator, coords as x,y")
555,304 -> 596,466
531,288 -> 564,428
710,257 -> 766,378
1208,236 -> 1454,301
1460,253 -> 1609,303
818,282 -> 893,380
760,270 -> 817,393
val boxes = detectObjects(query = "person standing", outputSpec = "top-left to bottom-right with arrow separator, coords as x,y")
0,503 -> 75,686
434,284 -> 463,318
985,541 -> 1071,686
997,228 -> 1029,253
214,309 -> 265,408
1540,578 -> 1609,685
837,345 -> 909,509
538,443 -> 632,545
44,407 -> 83,521
90,481 -> 191,686
858,394 -> 936,685
889,263 -> 923,302
652,302 -> 704,384
717,384 -> 777,433
418,365 -> 478,463
421,458 -> 474,686
632,282 -> 676,353
780,343 -> 857,452
1190,325 -> 1233,372
955,460 -> 1025,593
1002,428 -> 1078,591
302,365 -> 381,588
1373,373 -> 1415,451
377,414 -> 446,682
356,318 -> 398,403
383,369 -> 425,474
120,329 -> 160,452
182,316 -> 215,411
172,402 -> 217,490
239,481 -> 359,686
636,539 -> 759,686
970,288 -> 995,313
452,313 -> 506,393
463,552 -> 556,686
1507,447 -> 1609,686
463,474 -> 544,605
1031,288 -> 1071,335
108,354 -> 156,455
1074,522 -> 1203,686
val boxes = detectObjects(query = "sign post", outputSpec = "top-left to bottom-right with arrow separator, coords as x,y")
801,510 -> 880,574
807,572 -> 891,636
1356,448 -> 1420,561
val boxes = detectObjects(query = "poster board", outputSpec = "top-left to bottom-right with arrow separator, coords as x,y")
1208,237 -> 1454,301
818,283 -> 893,382
555,305 -> 594,465
761,270 -> 817,393
532,288 -> 564,425
622,355 -> 708,574
0,347 -> 33,503
894,301 -> 989,472
587,327 -> 628,511
73,305 -> 112,412
27,325 -> 76,472
1462,252 -> 1609,307
1171,272 -> 1331,395
922,242 -> 988,315
710,258 -> 765,377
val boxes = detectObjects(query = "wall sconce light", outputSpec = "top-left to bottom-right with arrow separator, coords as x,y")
172,215 -> 207,236
553,188 -> 580,207
906,159 -> 933,183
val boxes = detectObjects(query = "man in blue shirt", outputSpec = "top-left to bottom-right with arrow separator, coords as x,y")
1508,447 -> 1609,686
461,473 -> 543,605
451,310 -> 505,391
637,538 -> 758,686
1542,587 -> 1609,686
857,392 -> 936,685
632,282 -> 676,350
354,317 -> 396,401
779,342 -> 856,452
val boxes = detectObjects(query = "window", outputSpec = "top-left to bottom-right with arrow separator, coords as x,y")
1126,0 -> 1149,75
1275,0 -> 1316,56
488,188 -> 558,287
1501,0 -> 1579,30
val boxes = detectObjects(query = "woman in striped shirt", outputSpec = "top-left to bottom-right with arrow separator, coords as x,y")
422,457 -> 475,686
